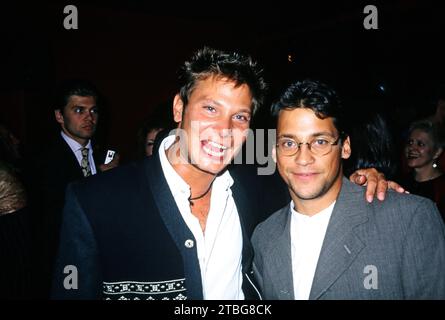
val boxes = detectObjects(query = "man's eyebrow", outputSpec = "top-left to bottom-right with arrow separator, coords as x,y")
310,132 -> 337,138
277,132 -> 337,139
71,105 -> 97,109
237,108 -> 252,114
201,99 -> 221,106
201,99 -> 251,114
277,134 -> 297,140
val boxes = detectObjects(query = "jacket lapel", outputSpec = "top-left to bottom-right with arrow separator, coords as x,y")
142,152 -> 203,300
269,207 -> 295,299
231,175 -> 255,271
57,135 -> 85,179
231,176 -> 263,298
309,178 -> 368,300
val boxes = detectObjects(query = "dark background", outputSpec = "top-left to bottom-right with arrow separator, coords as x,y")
1,1 -> 444,162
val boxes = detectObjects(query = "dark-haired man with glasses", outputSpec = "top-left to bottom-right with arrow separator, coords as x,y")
252,79 -> 445,299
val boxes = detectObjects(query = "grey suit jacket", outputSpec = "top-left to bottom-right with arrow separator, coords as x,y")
252,178 -> 445,299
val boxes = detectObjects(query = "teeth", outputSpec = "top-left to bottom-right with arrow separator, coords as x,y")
202,141 -> 229,157
203,145 -> 224,157
207,140 -> 228,150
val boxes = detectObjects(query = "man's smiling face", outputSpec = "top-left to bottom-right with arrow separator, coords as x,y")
172,75 -> 253,175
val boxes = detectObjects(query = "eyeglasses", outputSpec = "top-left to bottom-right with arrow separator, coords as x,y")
276,136 -> 342,157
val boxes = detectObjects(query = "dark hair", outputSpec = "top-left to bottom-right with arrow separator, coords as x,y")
178,47 -> 267,115
407,120 -> 444,150
53,79 -> 100,113
271,79 -> 346,137
136,102 -> 175,158
344,112 -> 397,179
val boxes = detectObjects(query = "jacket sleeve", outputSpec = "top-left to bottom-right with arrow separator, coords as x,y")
50,183 -> 102,299
251,227 -> 264,295
401,198 -> 445,299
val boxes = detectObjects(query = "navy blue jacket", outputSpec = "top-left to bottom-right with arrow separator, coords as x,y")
51,151 -> 261,300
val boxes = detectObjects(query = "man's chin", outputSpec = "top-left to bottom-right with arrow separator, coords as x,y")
78,133 -> 94,139
291,187 -> 324,201
81,128 -> 96,136
192,161 -> 229,176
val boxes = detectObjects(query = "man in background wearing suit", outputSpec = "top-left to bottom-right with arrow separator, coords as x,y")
252,79 -> 445,299
28,79 -> 119,297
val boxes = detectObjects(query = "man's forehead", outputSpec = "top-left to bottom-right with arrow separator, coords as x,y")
278,108 -> 333,125
194,76 -> 252,97
190,86 -> 253,112
67,95 -> 97,106
278,108 -> 338,135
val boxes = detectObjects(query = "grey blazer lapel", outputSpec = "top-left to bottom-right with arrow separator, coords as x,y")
309,178 -> 368,300
269,207 -> 294,300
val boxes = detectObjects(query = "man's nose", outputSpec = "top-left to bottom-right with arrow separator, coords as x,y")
84,110 -> 95,121
219,128 -> 233,138
294,144 -> 315,165
216,118 -> 233,137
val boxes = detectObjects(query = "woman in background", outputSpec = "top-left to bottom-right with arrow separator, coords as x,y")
403,120 -> 445,221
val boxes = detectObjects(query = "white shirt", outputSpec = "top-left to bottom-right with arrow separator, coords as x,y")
290,200 -> 335,300
61,131 -> 97,175
158,135 -> 244,300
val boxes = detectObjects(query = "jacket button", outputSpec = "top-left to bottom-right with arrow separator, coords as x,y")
184,239 -> 194,248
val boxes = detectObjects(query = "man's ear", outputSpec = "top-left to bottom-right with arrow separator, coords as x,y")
341,136 -> 351,160
54,109 -> 64,125
173,94 -> 184,124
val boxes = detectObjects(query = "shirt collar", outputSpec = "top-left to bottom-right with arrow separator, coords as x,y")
158,135 -> 190,198
61,131 -> 92,153
290,200 -> 336,222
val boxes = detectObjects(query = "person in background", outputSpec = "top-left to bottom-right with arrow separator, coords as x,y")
136,102 -> 175,158
426,89 -> 445,171
0,124 -> 23,171
0,125 -> 33,299
145,127 -> 164,157
403,120 -> 445,220
26,79 -> 119,297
